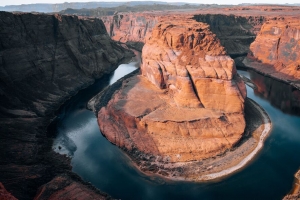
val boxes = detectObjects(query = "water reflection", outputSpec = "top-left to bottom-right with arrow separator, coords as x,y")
50,63 -> 300,199
249,70 -> 300,115
109,61 -> 139,84
52,54 -> 139,157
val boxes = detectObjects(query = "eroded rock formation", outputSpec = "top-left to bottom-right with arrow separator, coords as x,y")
101,12 -> 162,51
248,17 -> 300,83
98,20 -> 246,166
102,12 -> 262,55
193,14 -> 261,57
0,11 -> 133,199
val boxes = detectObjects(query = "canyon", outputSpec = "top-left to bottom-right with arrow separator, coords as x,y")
245,17 -> 300,89
99,5 -> 300,107
94,19 -> 273,181
0,3 -> 300,200
0,11 -> 133,199
99,6 -> 300,108
94,4 -> 300,197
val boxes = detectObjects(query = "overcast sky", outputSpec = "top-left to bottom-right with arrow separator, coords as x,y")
0,0 -> 297,7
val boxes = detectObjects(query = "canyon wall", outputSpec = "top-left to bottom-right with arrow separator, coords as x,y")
249,17 -> 300,81
193,14 -> 264,57
101,12 -> 265,56
98,20 -> 246,169
0,11 -> 133,199
101,12 -> 162,51
101,13 -> 155,42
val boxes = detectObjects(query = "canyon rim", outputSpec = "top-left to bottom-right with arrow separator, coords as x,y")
1,3 -> 300,199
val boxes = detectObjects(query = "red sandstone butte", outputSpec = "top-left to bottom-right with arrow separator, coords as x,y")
98,20 -> 246,163
250,17 -> 300,79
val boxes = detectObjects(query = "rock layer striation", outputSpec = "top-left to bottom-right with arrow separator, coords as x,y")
0,11 -> 133,199
98,20 -> 246,165
248,17 -> 300,82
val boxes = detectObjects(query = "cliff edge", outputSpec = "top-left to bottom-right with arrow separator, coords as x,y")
0,11 -> 133,199
97,20 -> 249,180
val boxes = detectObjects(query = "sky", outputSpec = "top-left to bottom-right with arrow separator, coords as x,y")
0,0 -> 298,7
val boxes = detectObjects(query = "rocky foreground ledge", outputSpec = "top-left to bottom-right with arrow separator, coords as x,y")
93,20 -> 271,181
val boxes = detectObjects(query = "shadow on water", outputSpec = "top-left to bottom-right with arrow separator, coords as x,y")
49,62 -> 300,199
249,70 -> 300,116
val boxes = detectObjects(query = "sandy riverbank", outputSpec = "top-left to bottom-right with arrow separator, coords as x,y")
133,98 -> 272,182
197,99 -> 271,181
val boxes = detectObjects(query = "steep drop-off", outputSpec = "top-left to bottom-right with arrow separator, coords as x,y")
97,20 -> 248,180
0,11 -> 133,199
101,12 -> 163,51
192,14 -> 264,57
246,17 -> 300,87
102,11 -> 265,57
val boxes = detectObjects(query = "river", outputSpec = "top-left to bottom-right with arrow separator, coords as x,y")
51,59 -> 300,199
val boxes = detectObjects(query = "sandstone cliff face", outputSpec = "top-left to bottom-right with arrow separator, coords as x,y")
249,17 -> 300,80
193,14 -> 263,57
101,12 -> 160,46
98,21 -> 246,164
102,12 -> 265,57
141,20 -> 246,112
0,11 -> 133,199
0,12 -> 132,118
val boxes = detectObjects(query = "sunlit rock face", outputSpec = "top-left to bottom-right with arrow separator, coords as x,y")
249,17 -> 300,79
141,20 -> 246,112
98,20 -> 246,163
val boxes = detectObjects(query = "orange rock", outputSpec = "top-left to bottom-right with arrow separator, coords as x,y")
102,12 -> 161,43
0,182 -> 17,200
250,17 -> 300,79
98,20 -> 246,163
141,20 -> 246,112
